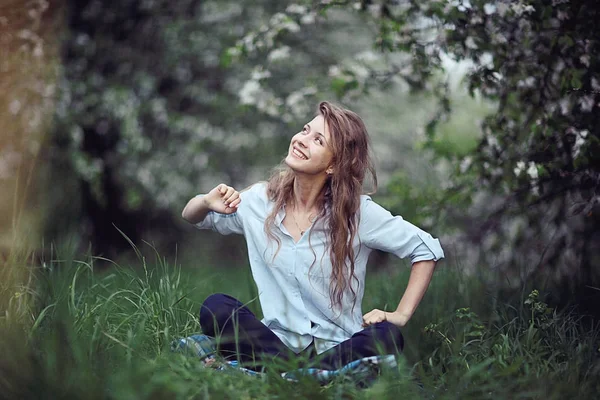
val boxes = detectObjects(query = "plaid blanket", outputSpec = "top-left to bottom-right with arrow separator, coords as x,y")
171,334 -> 398,384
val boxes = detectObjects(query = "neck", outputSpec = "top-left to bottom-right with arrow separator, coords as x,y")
291,173 -> 328,213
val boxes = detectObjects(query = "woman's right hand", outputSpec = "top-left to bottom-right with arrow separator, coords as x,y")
202,184 -> 241,214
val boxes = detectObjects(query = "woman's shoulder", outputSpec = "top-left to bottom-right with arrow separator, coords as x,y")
240,181 -> 269,205
241,181 -> 267,195
357,194 -> 394,225
359,194 -> 375,209
237,181 -> 272,221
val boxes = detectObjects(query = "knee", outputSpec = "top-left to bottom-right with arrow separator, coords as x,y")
199,293 -> 236,332
372,321 -> 404,352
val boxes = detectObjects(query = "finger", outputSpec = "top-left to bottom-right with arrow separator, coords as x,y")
363,312 -> 386,327
225,192 -> 240,206
225,196 -> 240,210
222,187 -> 236,203
363,309 -> 381,320
363,319 -> 379,327
363,317 -> 379,327
217,183 -> 227,194
362,309 -> 375,319
220,186 -> 232,202
224,192 -> 238,205
229,198 -> 241,208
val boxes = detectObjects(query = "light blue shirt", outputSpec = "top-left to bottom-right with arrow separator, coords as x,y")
195,182 -> 444,354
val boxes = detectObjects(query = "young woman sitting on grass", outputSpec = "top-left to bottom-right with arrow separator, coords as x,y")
181,101 -> 444,370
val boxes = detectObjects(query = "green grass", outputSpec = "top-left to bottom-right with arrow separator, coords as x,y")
1,249 -> 599,399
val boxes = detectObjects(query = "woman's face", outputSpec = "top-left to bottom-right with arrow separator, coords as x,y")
285,115 -> 334,176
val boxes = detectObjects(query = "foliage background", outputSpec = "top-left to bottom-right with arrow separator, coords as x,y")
1,0 -> 599,398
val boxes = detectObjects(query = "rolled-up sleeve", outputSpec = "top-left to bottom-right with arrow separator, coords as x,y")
194,196 -> 244,236
359,196 -> 444,263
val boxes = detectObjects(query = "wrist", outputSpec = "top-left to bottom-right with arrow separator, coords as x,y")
201,195 -> 210,208
388,311 -> 410,327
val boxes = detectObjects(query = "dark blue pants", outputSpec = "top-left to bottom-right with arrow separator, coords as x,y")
199,293 -> 403,369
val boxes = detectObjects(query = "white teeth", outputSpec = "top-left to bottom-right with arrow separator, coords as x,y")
293,148 -> 307,160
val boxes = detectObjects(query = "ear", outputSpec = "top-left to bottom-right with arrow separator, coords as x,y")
326,166 -> 334,175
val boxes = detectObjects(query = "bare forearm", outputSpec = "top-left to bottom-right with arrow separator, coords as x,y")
363,259 -> 436,328
182,184 -> 242,224
181,196 -> 210,224
394,260 -> 436,320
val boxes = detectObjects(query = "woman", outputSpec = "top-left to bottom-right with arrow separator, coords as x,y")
181,101 -> 444,370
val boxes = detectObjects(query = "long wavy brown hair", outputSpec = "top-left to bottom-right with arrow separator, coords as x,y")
264,101 -> 377,310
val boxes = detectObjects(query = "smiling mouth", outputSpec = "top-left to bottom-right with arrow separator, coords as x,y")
292,147 -> 308,160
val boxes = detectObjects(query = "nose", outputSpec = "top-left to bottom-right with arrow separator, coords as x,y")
296,134 -> 309,148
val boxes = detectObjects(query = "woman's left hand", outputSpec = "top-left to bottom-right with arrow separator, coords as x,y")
362,309 -> 409,328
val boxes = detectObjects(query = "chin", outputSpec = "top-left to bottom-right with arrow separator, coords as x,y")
284,155 -> 296,168
284,156 -> 304,172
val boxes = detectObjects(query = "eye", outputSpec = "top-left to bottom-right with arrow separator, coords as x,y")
315,137 -> 323,145
302,126 -> 308,134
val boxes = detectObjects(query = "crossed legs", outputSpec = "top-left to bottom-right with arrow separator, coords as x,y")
199,293 -> 404,369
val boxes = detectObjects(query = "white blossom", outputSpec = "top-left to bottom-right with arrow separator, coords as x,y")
267,46 -> 291,63
559,98 -> 571,115
75,33 -> 89,46
284,20 -> 300,33
73,154 -> 103,183
483,3 -> 496,15
328,65 -> 341,77
238,80 -> 261,105
300,13 -> 316,25
460,156 -> 472,173
227,46 -> 241,58
348,62 -> 369,80
496,3 -> 509,17
470,15 -> 483,24
137,167 -> 155,188
579,54 -> 590,67
356,50 -> 379,63
241,33 -> 257,53
511,2 -> 535,16
517,76 -> 536,88
573,129 -> 589,158
579,95 -> 594,112
70,126 -> 83,146
250,67 -> 271,81
286,86 -> 317,119
285,4 -> 307,14
557,10 -> 570,20
487,133 -> 500,152
257,96 -> 283,117
270,12 -> 300,33
526,162 -> 538,180
514,161 -> 526,176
